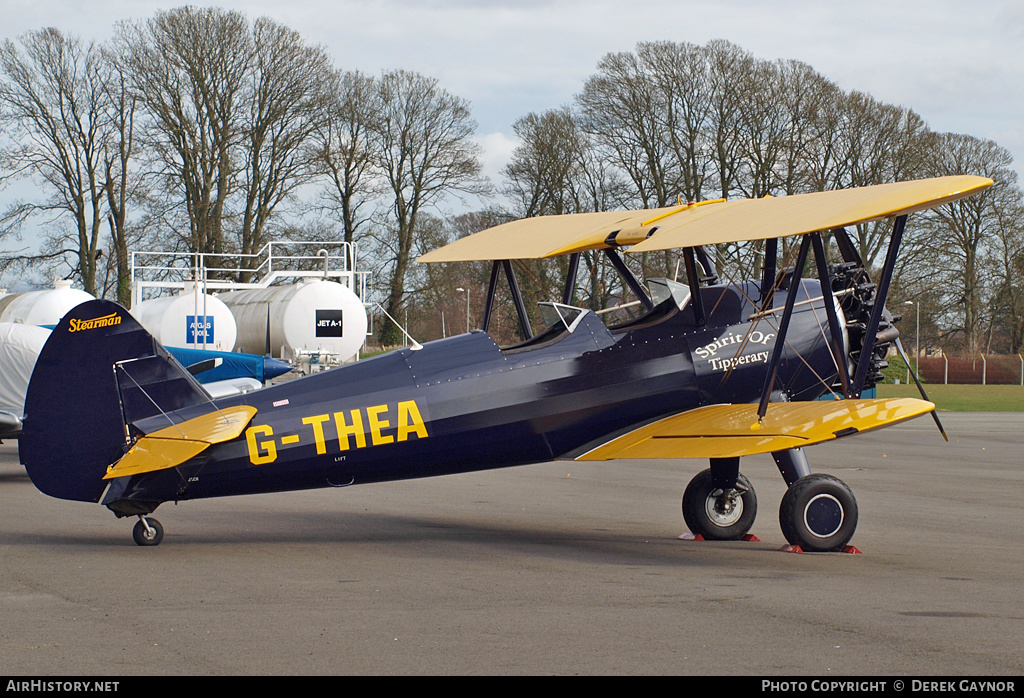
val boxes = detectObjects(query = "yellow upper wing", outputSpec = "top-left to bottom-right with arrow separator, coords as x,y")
630,176 -> 992,253
417,175 -> 992,263
416,208 -> 669,262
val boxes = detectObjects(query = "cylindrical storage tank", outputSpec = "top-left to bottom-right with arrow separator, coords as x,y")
220,279 -> 367,362
0,280 -> 94,327
131,285 -> 237,351
0,323 -> 51,416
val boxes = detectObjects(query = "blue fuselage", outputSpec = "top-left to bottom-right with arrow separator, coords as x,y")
124,280 -> 840,505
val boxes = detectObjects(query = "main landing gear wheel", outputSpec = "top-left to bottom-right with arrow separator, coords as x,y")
779,474 -> 858,552
682,469 -> 757,540
132,517 -> 164,547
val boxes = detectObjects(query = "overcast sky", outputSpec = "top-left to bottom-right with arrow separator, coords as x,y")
2,0 -> 1022,218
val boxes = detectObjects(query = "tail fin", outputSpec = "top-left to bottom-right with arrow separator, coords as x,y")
20,300 -> 208,502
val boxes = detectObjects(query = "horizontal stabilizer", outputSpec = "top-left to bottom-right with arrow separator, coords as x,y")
571,398 -> 934,461
104,405 -> 257,479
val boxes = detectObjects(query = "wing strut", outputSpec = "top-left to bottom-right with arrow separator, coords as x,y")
682,247 -> 707,326
481,261 -> 500,332
851,215 -> 906,396
479,260 -> 535,339
894,335 -> 948,441
481,254 -> 580,338
760,238 -> 778,309
832,227 -> 863,266
604,248 -> 653,311
757,225 -> 865,414
694,246 -> 719,285
503,260 -> 534,340
562,252 -> 581,305
757,234 -> 811,421
809,231 -> 852,397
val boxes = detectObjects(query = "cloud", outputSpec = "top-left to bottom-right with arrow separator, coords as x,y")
476,131 -> 519,184
3,0 -> 1022,198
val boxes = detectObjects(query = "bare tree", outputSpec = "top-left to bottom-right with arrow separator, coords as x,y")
922,133 -> 1018,356
313,70 -> 381,245
988,192 -> 1024,353
835,93 -> 931,270
97,46 -> 142,305
704,39 -> 754,201
0,28 -> 116,293
115,7 -> 337,278
577,49 -> 676,209
116,7 -> 251,259
237,18 -> 335,264
637,40 -> 711,204
369,69 -> 489,345
503,107 -> 591,217
788,69 -> 848,194
733,58 -> 782,199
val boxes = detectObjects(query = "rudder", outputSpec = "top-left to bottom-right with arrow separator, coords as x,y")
20,299 -> 208,502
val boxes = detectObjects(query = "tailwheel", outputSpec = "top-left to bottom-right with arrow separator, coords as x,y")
779,474 -> 858,552
682,469 -> 757,540
132,516 -> 164,547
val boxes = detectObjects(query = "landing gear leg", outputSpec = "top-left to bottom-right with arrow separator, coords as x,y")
682,459 -> 757,540
772,447 -> 812,486
132,516 -> 164,547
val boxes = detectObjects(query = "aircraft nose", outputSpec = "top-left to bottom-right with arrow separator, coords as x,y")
262,356 -> 294,381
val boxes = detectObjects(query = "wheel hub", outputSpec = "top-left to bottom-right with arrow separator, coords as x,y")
706,489 -> 744,527
803,493 -> 844,538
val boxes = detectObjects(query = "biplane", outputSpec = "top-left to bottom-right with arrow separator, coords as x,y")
19,175 -> 991,550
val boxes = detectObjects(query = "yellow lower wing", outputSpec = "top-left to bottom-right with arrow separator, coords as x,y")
573,398 -> 934,461
104,405 -> 258,479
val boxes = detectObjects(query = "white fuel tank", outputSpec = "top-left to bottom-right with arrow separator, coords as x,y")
0,322 -> 51,416
131,285 -> 238,351
219,279 -> 366,363
0,280 -> 94,327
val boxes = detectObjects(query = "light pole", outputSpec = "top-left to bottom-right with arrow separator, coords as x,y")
456,287 -> 470,333
903,300 -> 919,382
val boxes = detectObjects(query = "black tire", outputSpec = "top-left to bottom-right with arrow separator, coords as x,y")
132,518 -> 164,547
779,474 -> 858,552
682,469 -> 757,540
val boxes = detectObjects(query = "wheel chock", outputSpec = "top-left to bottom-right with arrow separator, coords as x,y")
779,543 -> 862,554
678,532 -> 760,542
